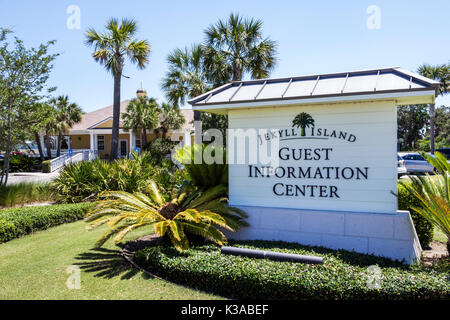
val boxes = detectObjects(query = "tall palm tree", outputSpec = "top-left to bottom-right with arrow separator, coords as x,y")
293,112 -> 315,136
161,44 -> 208,121
122,96 -> 159,147
203,13 -> 277,82
417,63 -> 449,153
51,95 -> 82,157
85,18 -> 151,160
158,102 -> 185,139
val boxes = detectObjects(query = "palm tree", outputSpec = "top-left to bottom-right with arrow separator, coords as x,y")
292,112 -> 315,136
158,102 -> 185,139
85,18 -> 151,160
122,96 -> 159,147
51,95 -> 82,157
417,63 -> 449,153
85,181 -> 248,251
161,44 -> 208,121
203,13 -> 277,82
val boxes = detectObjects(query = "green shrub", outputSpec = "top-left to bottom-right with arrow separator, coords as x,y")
53,152 -> 185,203
0,202 -> 93,243
173,144 -> 228,187
144,138 -> 178,165
41,160 -> 51,173
0,182 -> 55,207
7,153 -> 38,172
398,183 -> 434,247
134,241 -> 450,300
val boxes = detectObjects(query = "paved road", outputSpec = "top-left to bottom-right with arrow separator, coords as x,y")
5,171 -> 60,185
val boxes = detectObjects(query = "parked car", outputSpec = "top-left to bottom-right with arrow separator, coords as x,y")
397,155 -> 407,178
398,152 -> 434,175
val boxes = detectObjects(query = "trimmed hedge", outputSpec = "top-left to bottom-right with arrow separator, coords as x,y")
134,241 -> 450,300
41,160 -> 50,173
397,183 -> 434,247
0,202 -> 93,243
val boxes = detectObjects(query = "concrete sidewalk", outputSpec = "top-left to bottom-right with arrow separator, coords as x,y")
5,171 -> 60,185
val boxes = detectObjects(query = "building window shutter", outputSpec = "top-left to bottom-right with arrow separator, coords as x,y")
97,135 -> 105,151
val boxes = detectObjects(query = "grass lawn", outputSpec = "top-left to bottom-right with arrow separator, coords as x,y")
434,226 -> 448,243
0,220 -> 222,300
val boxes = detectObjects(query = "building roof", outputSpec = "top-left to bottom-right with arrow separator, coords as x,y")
188,67 -> 439,110
70,100 -> 194,132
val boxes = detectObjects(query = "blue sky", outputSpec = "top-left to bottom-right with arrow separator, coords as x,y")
0,0 -> 449,112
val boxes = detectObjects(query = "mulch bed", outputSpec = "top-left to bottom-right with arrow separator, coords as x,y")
421,241 -> 449,265
120,234 -> 166,279
121,234 -> 163,260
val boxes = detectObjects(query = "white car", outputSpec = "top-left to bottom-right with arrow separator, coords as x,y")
397,155 -> 407,178
398,152 -> 435,175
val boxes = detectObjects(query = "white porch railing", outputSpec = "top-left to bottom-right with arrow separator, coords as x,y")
66,152 -> 83,165
49,154 -> 69,172
48,149 -> 97,172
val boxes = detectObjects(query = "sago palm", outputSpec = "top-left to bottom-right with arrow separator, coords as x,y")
122,96 -> 159,147
398,152 -> 450,251
292,112 -> 315,136
85,18 -> 151,160
85,181 -> 248,251
173,144 -> 228,187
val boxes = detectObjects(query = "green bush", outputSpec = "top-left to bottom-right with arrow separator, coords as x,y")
41,160 -> 50,173
398,183 -> 434,247
53,152 -> 185,203
134,241 -> 450,300
2,153 -> 38,173
143,138 -> 178,165
0,182 -> 55,208
0,202 -> 93,243
173,144 -> 228,187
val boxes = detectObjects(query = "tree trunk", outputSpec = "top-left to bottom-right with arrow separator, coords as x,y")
429,103 -> 435,154
45,134 -> 52,160
110,68 -> 122,161
232,63 -> 242,81
142,127 -> 147,147
35,132 -> 45,162
57,132 -> 62,157
1,144 -> 11,186
1,120 -> 12,186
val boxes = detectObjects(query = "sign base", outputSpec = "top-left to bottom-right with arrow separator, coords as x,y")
230,206 -> 422,264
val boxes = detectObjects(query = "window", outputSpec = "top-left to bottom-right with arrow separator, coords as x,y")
135,138 -> 141,148
403,154 -> 425,161
97,135 -> 105,151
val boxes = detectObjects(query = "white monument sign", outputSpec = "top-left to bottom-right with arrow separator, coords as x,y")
189,67 -> 439,264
